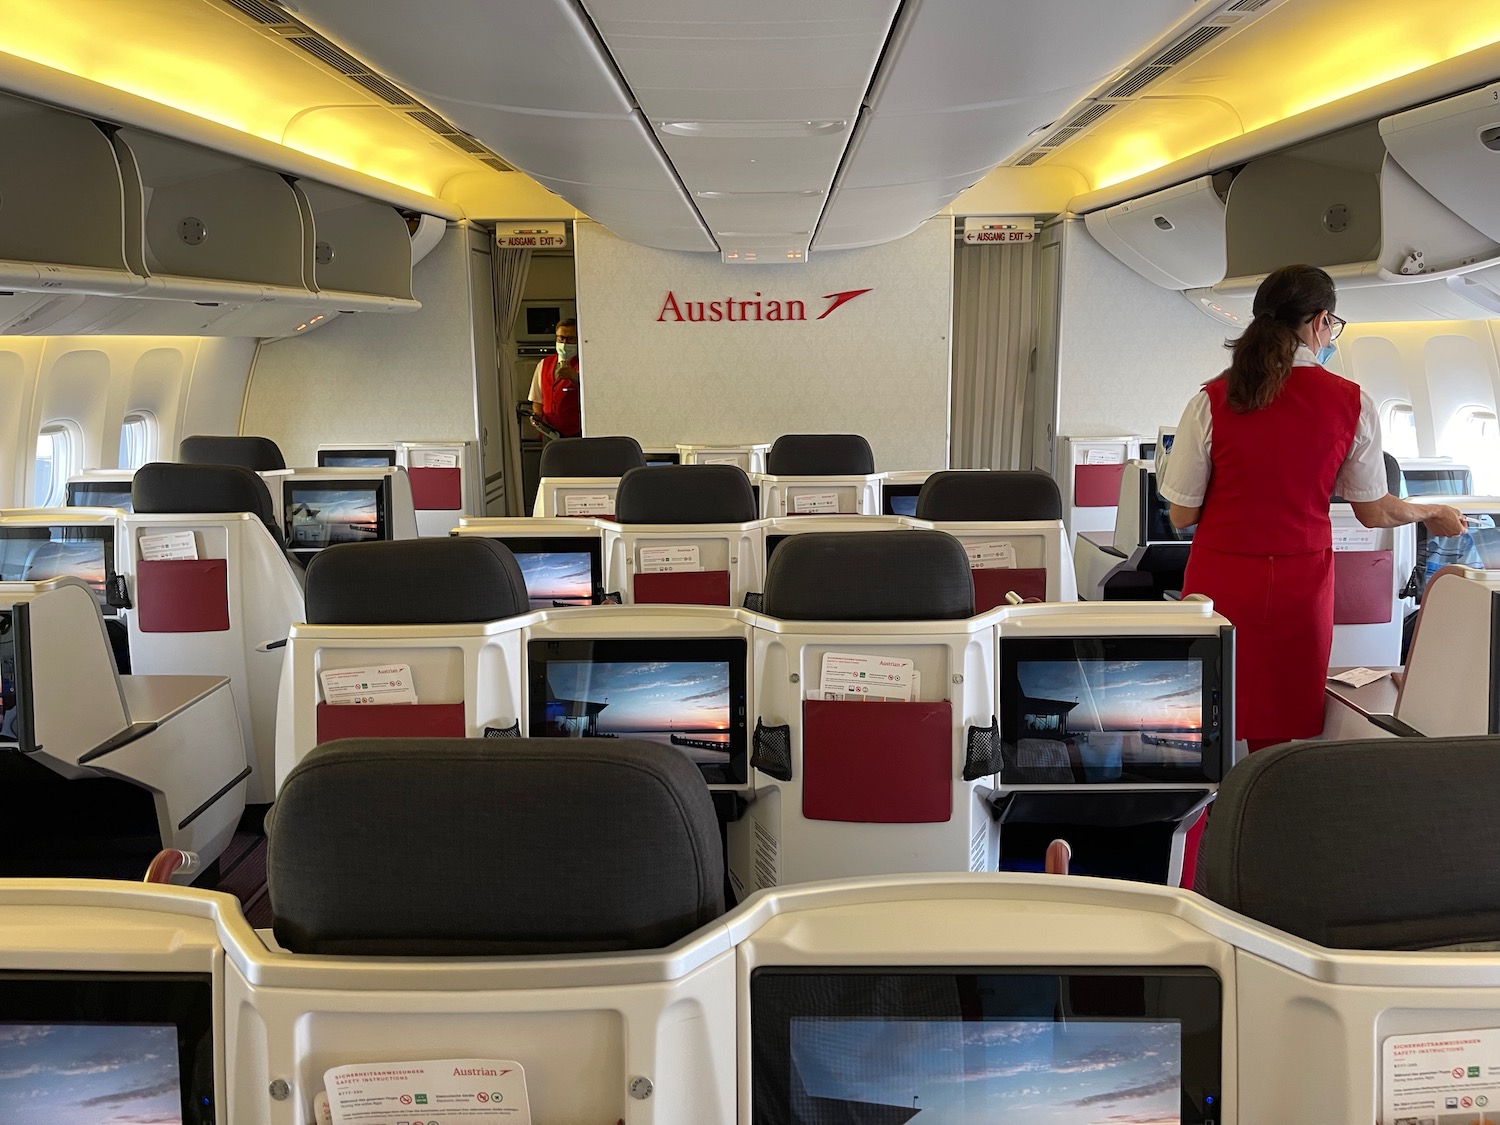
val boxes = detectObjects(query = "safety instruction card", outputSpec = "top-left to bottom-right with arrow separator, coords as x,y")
139,531 -> 199,561
963,540 -> 1016,570
1383,1028 -> 1500,1122
819,651 -> 917,702
639,545 -> 702,572
562,493 -> 612,517
792,492 -> 839,514
325,1059 -> 530,1124
319,664 -> 418,706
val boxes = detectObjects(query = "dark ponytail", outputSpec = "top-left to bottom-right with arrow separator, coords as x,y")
1223,264 -> 1336,413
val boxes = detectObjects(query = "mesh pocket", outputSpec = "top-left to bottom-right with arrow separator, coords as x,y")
483,721 -> 522,738
742,591 -> 765,613
963,716 -> 1002,781
751,718 -> 793,781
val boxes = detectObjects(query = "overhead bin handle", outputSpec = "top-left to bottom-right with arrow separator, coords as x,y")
1480,124 -> 1500,152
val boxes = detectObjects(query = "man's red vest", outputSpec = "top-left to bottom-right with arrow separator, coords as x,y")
538,354 -> 581,437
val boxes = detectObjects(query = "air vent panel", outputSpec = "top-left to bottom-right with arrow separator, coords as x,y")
1064,104 -> 1114,129
446,134 -> 488,154
1039,127 -> 1082,149
1015,152 -> 1047,167
348,72 -> 415,106
1102,65 -> 1169,100
407,111 -> 453,135
221,0 -> 293,24
1147,24 -> 1228,68
287,35 -> 365,76
1228,0 -> 1272,10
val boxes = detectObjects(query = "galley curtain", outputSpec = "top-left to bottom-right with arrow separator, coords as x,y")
949,240 -> 1037,469
490,241 -> 533,515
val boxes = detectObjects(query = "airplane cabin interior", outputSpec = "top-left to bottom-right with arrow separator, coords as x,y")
5,2 -> 1500,1123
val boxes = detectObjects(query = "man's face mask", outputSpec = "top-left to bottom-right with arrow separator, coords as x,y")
557,341 -> 579,362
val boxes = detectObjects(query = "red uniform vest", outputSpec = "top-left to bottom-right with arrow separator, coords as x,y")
538,355 -> 582,437
1193,365 -> 1362,555
1181,364 -> 1363,747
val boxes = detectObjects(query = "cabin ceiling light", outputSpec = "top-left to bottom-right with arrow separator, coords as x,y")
657,120 -> 848,138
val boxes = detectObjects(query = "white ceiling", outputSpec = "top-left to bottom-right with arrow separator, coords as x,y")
288,0 -> 1210,259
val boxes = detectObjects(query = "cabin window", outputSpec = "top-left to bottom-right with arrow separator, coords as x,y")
1383,402 -> 1418,459
33,425 -> 77,508
1444,405 -> 1500,494
119,411 -> 156,469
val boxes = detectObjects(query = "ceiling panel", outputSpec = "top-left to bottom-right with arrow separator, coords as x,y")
658,133 -> 849,193
693,193 -> 825,234
585,0 -> 897,121
294,0 -> 634,114
867,0 -> 1199,115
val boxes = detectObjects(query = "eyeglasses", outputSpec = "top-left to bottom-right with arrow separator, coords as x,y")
1326,313 -> 1346,340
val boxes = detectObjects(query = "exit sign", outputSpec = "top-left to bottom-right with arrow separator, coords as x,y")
963,217 -> 1036,245
497,224 -> 567,249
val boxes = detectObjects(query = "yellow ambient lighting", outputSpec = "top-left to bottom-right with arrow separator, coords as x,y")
1080,0 -> 1500,192
0,1 -> 470,200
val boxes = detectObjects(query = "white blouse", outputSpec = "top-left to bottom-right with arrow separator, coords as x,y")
1157,345 -> 1389,508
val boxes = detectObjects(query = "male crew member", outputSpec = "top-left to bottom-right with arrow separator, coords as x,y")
529,318 -> 581,439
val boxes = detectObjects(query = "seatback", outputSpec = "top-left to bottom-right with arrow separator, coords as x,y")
766,434 -> 874,475
268,737 -> 724,955
762,530 -> 974,620
1197,737 -> 1500,949
132,462 -> 284,547
610,466 -> 763,606
276,538 -> 531,786
124,465 -> 306,804
915,470 -> 1062,521
539,436 -> 647,478
304,537 -> 528,624
615,465 -> 757,524
178,434 -> 286,472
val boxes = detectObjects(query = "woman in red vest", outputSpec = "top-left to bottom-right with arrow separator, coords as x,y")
529,317 -> 582,439
1160,265 -> 1464,752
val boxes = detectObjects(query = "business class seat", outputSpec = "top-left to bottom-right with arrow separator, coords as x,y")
275,537 -> 530,784
126,462 -> 306,804
611,464 -> 762,606
1197,735 -> 1500,949
267,737 -> 724,954
913,469 -> 1077,605
733,529 -> 1000,889
533,435 -> 648,517
178,434 -> 287,472
765,433 -> 875,476
915,469 -> 1063,521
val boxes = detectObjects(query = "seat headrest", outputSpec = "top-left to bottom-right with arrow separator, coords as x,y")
762,530 -> 974,620
1198,736 -> 1500,950
179,434 -> 286,472
766,434 -> 874,476
615,465 -> 758,524
131,462 -> 283,545
304,538 -> 529,624
1383,451 -> 1403,497
915,470 -> 1062,521
267,738 -> 725,955
539,436 -> 646,478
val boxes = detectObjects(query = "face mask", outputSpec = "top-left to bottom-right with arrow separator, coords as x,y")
557,342 -> 578,362
1316,342 -> 1336,365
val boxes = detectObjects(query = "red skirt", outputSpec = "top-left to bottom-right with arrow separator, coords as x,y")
1182,543 -> 1334,744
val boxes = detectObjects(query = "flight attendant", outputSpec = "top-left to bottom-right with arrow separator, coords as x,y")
1159,264 -> 1465,753
529,317 -> 582,440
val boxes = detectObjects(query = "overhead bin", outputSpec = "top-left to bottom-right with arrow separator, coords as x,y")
111,127 -> 309,301
294,180 -> 419,309
0,97 -> 144,296
1096,118 -> 1500,324
1082,175 -> 1227,289
1382,82 -> 1500,245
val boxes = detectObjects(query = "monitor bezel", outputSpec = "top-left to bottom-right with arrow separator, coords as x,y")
316,448 -> 398,468
750,964 -> 1222,1125
525,636 -> 749,786
882,484 -> 922,517
65,481 -> 135,512
0,603 -> 37,755
998,632 -> 1229,784
0,969 -> 215,1124
1141,470 -> 1194,545
1404,467 -> 1473,497
0,525 -> 118,608
282,476 -> 393,554
498,536 -> 605,608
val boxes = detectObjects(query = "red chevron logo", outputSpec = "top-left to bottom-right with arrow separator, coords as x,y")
817,288 -> 874,319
